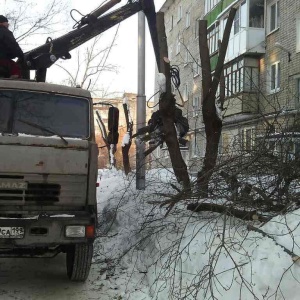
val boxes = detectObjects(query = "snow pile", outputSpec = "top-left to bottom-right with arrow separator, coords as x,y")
95,168 -> 300,300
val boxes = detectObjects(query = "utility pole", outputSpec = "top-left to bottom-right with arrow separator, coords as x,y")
136,11 -> 146,189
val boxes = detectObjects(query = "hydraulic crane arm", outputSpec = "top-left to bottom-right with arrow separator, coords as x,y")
23,0 -> 159,82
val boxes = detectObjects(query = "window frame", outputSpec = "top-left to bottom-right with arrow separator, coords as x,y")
177,5 -> 182,23
192,96 -> 200,117
233,7 -> 240,34
242,127 -> 256,152
176,35 -> 181,55
205,0 -> 221,14
269,61 -> 281,93
296,14 -> 300,52
295,77 -> 300,108
185,10 -> 191,28
192,137 -> 200,157
224,59 -> 244,97
193,59 -> 200,77
267,0 -> 280,34
170,15 -> 174,31
195,19 -> 200,39
183,84 -> 189,102
184,47 -> 190,66
207,22 -> 219,54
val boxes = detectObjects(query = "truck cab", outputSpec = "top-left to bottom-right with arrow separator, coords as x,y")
0,79 -> 98,281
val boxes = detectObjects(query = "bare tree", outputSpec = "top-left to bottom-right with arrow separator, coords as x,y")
156,12 -> 190,191
4,0 -> 69,44
54,25 -> 119,96
196,8 -> 237,196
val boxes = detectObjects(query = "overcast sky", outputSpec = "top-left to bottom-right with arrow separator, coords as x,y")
48,0 -> 165,99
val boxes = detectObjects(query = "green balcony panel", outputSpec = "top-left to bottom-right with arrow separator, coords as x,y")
210,54 -> 218,71
205,0 -> 237,27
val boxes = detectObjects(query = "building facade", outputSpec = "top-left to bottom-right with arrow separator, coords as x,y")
155,0 -> 300,170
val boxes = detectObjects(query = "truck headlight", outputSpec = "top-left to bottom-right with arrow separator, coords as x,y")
65,225 -> 85,238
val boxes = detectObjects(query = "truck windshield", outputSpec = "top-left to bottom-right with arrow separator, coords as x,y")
0,90 -> 89,139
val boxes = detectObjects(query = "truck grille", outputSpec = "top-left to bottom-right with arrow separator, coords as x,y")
0,174 -> 86,205
0,183 -> 60,202
25,183 -> 60,202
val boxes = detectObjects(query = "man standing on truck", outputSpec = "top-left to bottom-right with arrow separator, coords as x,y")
0,15 -> 24,78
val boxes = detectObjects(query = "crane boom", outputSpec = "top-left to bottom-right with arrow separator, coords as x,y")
23,0 -> 159,82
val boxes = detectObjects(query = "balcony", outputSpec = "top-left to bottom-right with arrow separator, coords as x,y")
226,27 -> 265,63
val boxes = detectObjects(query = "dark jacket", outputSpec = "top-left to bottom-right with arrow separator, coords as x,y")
0,25 -> 23,60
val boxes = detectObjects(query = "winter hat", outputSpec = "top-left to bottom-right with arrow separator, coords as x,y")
0,16 -> 8,23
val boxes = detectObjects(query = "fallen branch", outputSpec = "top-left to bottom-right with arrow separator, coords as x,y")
247,224 -> 300,260
187,202 -> 269,222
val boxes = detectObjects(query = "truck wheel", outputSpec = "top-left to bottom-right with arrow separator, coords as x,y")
66,243 -> 93,282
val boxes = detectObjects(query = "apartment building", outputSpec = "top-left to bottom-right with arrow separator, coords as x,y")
156,0 -> 205,170
258,0 -> 300,157
156,0 -> 300,169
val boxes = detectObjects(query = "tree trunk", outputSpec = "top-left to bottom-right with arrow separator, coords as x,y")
197,8 -> 236,195
122,102 -> 132,175
156,12 -> 190,189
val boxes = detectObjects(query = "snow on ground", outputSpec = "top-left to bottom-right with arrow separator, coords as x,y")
94,168 -> 300,300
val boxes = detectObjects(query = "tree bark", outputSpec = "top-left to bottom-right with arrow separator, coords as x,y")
122,102 -> 132,175
197,8 -> 237,196
156,12 -> 190,189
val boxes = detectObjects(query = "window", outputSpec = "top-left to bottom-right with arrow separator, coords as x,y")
297,14 -> 300,52
170,15 -> 174,31
205,0 -> 221,14
224,60 -> 244,96
0,90 -> 89,138
192,138 -> 200,157
207,23 -> 219,54
195,19 -> 200,39
244,67 -> 259,92
242,127 -> 256,152
183,84 -> 189,102
184,47 -> 190,65
220,133 -> 230,155
177,5 -> 182,22
270,61 -> 280,92
185,10 -> 191,28
192,96 -> 200,117
234,7 -> 240,34
268,1 -> 280,32
225,59 -> 259,96
193,59 -> 200,77
231,1 -> 246,35
249,0 -> 264,28
176,35 -> 181,55
295,78 -> 300,108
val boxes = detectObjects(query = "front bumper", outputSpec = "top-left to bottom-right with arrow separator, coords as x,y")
0,212 -> 96,251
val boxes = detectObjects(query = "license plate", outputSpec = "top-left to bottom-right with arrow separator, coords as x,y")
0,227 -> 24,238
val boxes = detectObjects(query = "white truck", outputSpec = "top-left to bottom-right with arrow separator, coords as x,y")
0,79 -> 98,281
0,0 -> 159,282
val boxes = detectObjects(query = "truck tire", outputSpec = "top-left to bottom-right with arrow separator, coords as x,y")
66,243 -> 93,282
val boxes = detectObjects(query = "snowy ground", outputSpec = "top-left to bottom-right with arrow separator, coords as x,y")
0,168 -> 300,299
94,168 -> 300,300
